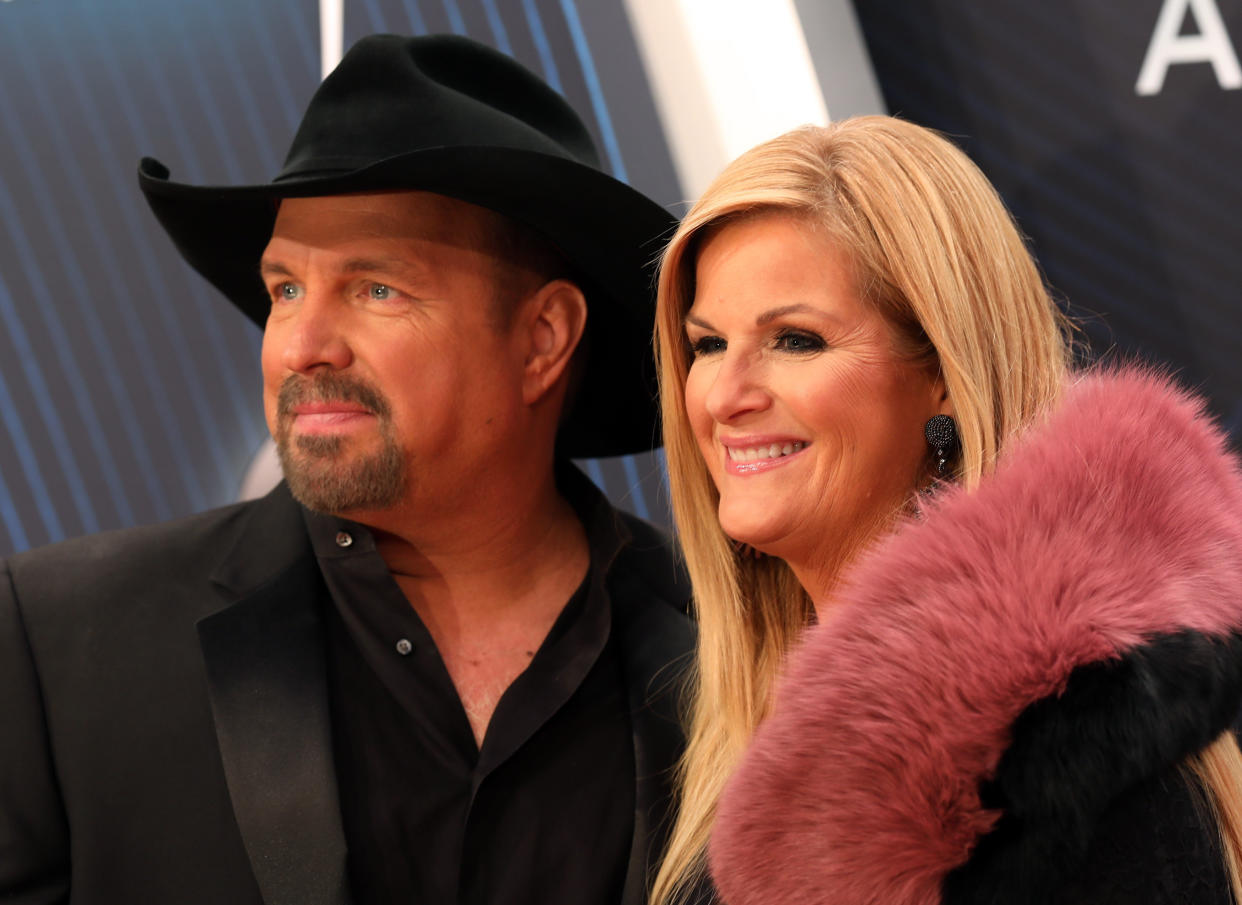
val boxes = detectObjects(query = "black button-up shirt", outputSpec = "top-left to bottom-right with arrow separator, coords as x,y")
307,470 -> 635,904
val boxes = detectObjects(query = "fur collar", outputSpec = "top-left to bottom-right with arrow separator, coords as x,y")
709,369 -> 1242,905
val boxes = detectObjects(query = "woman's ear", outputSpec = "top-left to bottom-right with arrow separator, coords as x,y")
935,381 -> 954,419
521,279 -> 588,406
927,363 -> 954,419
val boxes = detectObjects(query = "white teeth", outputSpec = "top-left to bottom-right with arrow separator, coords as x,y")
726,441 -> 805,462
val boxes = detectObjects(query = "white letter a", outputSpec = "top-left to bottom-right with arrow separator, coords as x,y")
1136,0 -> 1242,95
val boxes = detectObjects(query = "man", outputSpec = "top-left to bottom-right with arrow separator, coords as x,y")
0,34 -> 692,905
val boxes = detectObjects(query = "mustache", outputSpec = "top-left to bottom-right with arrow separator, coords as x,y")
276,372 -> 391,418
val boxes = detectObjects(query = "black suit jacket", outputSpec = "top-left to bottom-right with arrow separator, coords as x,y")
0,483 -> 694,905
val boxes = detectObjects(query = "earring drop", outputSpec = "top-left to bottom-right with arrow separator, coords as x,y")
924,414 -> 958,477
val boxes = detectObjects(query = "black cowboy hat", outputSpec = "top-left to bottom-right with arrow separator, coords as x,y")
138,33 -> 676,458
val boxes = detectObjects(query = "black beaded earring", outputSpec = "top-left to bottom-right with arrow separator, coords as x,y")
924,414 -> 959,477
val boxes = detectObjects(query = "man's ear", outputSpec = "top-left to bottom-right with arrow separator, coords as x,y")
521,279 -> 588,406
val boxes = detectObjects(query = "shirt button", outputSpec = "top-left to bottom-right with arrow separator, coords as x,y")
396,639 -> 413,656
335,531 -> 353,548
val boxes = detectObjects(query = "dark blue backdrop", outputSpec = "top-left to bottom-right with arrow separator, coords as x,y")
0,0 -> 680,554
3,1 -> 1239,555
853,0 -> 1242,430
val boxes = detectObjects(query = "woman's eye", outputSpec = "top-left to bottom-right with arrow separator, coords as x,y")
774,331 -> 825,353
689,335 -> 726,358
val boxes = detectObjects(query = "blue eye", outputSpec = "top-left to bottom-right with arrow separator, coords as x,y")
689,335 -> 726,358
275,282 -> 301,301
775,331 -> 825,353
368,284 -> 394,300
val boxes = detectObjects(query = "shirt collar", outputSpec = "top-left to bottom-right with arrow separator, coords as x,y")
301,461 -> 631,577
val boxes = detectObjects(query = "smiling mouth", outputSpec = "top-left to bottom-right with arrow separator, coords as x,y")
726,441 -> 806,464
294,410 -> 371,422
284,407 -> 377,438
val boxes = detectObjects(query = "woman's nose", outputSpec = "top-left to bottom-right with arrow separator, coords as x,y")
704,352 -> 771,423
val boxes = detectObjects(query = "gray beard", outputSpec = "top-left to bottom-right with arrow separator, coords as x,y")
277,430 -> 406,514
274,371 -> 406,514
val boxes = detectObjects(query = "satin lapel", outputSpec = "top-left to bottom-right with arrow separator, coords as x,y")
198,486 -> 351,905
614,577 -> 696,905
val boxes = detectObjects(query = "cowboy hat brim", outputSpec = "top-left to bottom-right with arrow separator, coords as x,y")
139,146 -> 676,459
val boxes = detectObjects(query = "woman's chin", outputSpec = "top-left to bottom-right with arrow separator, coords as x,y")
720,518 -> 792,559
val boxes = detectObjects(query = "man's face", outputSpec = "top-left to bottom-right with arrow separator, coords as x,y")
259,191 -> 532,518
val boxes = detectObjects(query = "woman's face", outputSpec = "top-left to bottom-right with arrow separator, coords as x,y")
683,213 -> 947,569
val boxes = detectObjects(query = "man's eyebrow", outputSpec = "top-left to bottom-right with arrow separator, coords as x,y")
257,256 -> 426,281
258,260 -> 293,279
338,256 -> 422,276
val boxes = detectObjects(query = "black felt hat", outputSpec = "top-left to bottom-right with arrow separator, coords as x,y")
138,33 -> 675,458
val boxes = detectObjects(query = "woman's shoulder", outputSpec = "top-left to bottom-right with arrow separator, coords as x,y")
709,369 -> 1242,905
1044,763 -> 1232,905
939,631 -> 1242,904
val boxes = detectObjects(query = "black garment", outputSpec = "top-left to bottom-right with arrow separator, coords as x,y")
1056,764 -> 1232,905
307,466 -> 635,904
0,478 -> 694,905
686,761 -> 1237,905
707,371 -> 1242,905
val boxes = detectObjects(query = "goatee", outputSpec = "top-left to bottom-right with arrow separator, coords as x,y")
274,372 -> 406,513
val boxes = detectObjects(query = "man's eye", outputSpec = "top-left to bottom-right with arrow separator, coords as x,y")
689,335 -> 726,358
275,282 -> 301,301
368,284 -> 394,300
774,331 -> 825,353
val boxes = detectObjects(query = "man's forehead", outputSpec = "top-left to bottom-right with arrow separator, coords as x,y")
263,190 -> 506,260
275,188 -> 494,227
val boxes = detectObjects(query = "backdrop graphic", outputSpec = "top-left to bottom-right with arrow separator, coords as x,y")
850,0 -> 1242,429
0,0 -> 314,553
0,0 -> 680,555
1,1 -> 1239,555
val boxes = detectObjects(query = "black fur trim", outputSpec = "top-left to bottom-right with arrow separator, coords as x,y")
944,629 -> 1242,905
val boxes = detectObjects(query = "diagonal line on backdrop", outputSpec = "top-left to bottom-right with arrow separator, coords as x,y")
520,0 -> 563,91
480,0 -> 513,54
440,0 -> 467,35
557,0 -> 627,180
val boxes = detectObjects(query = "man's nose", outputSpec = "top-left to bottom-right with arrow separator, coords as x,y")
276,293 -> 353,373
704,352 -> 771,424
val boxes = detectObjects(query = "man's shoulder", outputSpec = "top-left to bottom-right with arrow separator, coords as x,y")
606,508 -> 696,742
9,499 -> 248,574
3,488 -> 297,604
610,508 -> 692,619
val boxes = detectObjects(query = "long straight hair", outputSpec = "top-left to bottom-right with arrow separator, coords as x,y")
1188,733 -> 1242,903
650,117 -> 1072,904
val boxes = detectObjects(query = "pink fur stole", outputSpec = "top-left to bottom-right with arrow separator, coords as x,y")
709,369 -> 1242,905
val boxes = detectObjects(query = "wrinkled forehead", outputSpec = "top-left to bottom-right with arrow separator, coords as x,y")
267,190 -> 510,254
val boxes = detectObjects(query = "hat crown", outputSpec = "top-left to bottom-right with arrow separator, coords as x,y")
278,34 -> 601,180
137,32 -> 674,457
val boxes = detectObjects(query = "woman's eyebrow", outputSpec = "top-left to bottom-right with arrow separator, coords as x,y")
755,303 -> 832,325
685,304 -> 842,331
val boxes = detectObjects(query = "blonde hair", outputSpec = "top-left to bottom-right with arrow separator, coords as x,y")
651,117 -> 1073,903
1187,733 -> 1242,903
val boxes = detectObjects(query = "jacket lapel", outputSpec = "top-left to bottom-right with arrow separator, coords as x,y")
198,485 -> 351,905
614,577 -> 696,905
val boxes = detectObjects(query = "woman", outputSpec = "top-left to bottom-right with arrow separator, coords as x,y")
650,117 -> 1242,905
